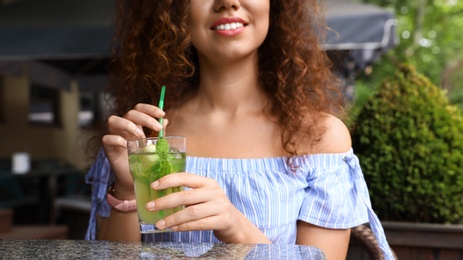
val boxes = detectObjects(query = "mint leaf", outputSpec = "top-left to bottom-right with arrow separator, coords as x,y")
156,137 -> 172,177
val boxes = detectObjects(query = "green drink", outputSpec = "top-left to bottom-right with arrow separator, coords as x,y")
127,136 -> 186,234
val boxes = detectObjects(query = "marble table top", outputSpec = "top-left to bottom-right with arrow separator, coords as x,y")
0,239 -> 326,259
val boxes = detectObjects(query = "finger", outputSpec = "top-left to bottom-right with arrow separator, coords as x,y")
107,115 -> 145,138
102,134 -> 128,149
156,203 -> 220,231
101,135 -> 134,186
132,103 -> 165,118
169,216 -> 221,232
146,188 -> 208,211
152,173 -> 211,190
152,118 -> 170,137
124,110 -> 163,132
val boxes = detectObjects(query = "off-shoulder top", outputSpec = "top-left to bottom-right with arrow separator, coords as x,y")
85,148 -> 395,259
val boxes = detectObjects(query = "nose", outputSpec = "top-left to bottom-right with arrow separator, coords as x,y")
213,0 -> 241,12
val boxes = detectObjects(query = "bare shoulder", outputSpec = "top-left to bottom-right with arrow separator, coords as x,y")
313,113 -> 352,154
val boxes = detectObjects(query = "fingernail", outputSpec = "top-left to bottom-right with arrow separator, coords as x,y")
157,110 -> 165,117
151,181 -> 160,188
154,121 -> 163,131
146,201 -> 155,210
156,219 -> 166,229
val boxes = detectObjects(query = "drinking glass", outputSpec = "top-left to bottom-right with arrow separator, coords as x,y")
127,136 -> 186,233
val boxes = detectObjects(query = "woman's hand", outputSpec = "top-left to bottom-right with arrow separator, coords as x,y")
146,172 -> 271,244
102,103 -> 166,197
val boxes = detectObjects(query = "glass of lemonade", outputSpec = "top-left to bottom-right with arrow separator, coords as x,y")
127,136 -> 186,234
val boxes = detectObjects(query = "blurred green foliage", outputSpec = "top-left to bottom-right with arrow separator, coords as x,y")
358,0 -> 463,109
351,64 -> 463,224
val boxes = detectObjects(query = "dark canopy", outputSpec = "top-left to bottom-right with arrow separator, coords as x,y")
326,0 -> 397,71
0,0 -> 397,90
0,0 -> 113,60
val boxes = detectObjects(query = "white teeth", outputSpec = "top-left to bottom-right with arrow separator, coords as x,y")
215,23 -> 243,31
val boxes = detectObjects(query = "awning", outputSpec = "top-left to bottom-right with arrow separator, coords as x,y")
0,0 -> 113,61
0,0 -> 397,90
326,0 -> 398,71
0,0 -> 113,90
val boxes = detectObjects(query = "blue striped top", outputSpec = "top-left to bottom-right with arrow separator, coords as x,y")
85,148 -> 395,259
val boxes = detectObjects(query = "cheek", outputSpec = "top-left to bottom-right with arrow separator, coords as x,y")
255,10 -> 270,42
187,3 -> 209,45
187,3 -> 203,32
187,20 -> 201,48
252,2 -> 270,35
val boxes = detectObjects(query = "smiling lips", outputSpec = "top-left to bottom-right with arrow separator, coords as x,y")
214,22 -> 244,31
211,17 -> 247,36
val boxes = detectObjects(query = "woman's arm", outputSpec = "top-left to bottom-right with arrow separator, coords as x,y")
297,114 -> 352,259
97,211 -> 141,241
97,184 -> 141,241
296,221 -> 351,260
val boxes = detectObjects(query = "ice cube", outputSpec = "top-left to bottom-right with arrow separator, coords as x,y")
145,154 -> 159,162
168,147 -> 183,159
140,144 -> 159,162
143,144 -> 157,153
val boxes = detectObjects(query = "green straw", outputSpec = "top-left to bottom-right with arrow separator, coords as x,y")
158,85 -> 166,138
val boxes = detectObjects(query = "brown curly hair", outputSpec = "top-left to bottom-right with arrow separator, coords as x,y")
94,0 -> 343,160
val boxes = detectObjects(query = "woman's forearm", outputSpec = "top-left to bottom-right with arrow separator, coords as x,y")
97,210 -> 141,241
214,209 -> 271,244
97,182 -> 140,241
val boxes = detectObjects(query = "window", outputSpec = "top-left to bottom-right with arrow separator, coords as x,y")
28,84 -> 61,126
79,92 -> 98,127
79,91 -> 109,128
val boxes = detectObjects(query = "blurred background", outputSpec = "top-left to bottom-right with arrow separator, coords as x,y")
1,0 -> 462,258
350,0 -> 463,115
0,0 -> 397,241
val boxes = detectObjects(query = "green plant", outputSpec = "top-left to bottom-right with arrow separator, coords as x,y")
351,64 -> 463,224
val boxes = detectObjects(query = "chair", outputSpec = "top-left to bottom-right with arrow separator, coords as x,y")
0,175 -> 38,211
54,196 -> 91,239
349,224 -> 398,260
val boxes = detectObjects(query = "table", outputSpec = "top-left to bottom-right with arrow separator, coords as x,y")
0,240 -> 326,259
0,159 -> 86,224
0,225 -> 68,240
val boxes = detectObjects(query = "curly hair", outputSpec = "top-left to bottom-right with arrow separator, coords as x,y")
94,0 -> 343,160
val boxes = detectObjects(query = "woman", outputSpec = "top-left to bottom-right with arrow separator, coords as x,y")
85,0 -> 395,259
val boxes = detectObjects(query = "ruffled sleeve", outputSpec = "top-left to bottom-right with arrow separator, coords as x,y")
84,148 -> 115,240
298,149 -> 395,260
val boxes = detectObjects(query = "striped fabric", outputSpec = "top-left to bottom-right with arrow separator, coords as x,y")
85,148 -> 395,260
